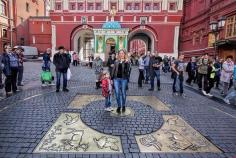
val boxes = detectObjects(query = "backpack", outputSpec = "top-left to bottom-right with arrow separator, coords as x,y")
8,54 -> 18,68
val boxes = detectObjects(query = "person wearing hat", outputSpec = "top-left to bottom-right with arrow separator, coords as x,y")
2,44 -> 19,97
186,56 -> 197,85
16,46 -> 24,86
53,46 -> 71,92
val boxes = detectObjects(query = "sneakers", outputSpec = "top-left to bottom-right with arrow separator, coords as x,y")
56,89 -> 60,92
206,93 -> 213,97
42,84 -> 47,87
223,98 -> 230,105
18,83 -> 24,86
105,107 -> 113,112
202,90 -> 207,96
157,87 -> 161,91
148,88 -> 154,91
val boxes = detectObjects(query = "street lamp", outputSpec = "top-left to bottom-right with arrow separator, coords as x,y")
209,17 -> 226,59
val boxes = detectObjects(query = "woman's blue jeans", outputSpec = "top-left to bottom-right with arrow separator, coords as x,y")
114,78 -> 128,108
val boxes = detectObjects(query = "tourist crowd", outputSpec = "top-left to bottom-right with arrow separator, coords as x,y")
0,44 -> 235,110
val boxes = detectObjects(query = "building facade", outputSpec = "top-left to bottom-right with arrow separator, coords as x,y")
180,0 -> 236,61
0,0 -> 47,53
35,0 -> 183,61
0,0 -> 15,52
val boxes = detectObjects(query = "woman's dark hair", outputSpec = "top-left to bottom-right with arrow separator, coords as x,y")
226,55 -> 233,59
58,46 -> 65,50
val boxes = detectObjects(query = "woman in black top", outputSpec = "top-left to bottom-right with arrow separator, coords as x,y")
111,49 -> 130,114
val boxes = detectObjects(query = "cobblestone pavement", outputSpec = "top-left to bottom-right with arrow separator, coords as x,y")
0,62 -> 236,158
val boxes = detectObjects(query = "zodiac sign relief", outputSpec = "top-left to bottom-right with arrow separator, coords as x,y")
61,128 -> 89,151
94,136 -> 120,151
139,135 -> 162,151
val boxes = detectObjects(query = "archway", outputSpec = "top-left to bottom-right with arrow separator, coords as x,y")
106,38 -> 116,60
128,26 -> 158,55
71,27 -> 94,62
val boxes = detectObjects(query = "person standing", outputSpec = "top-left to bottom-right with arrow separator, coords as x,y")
16,47 -> 24,86
203,60 -> 216,97
149,53 -> 163,91
214,58 -> 222,89
143,52 -> 150,83
172,55 -> 185,96
107,53 -> 116,75
101,71 -> 113,111
93,56 -> 103,89
197,54 -> 209,92
53,46 -> 70,92
111,49 -> 130,114
138,54 -> 145,87
186,57 -> 197,85
0,53 -> 3,89
2,44 -> 19,97
72,52 -> 78,66
220,56 -> 234,96
224,63 -> 236,105
42,48 -> 51,71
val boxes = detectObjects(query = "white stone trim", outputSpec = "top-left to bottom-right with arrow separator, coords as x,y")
104,0 -> 108,10
41,23 -> 44,32
63,0 -> 69,10
52,25 -> 56,56
173,25 -> 179,58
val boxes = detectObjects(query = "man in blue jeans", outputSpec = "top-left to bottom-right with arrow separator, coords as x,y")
53,46 -> 71,92
172,55 -> 185,96
149,54 -> 163,91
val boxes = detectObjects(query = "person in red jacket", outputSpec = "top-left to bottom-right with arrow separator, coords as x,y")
101,71 -> 113,111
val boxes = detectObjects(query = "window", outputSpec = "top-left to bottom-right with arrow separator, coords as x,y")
2,29 -> 7,38
153,2 -> 161,11
226,15 -> 236,38
69,2 -> 76,10
78,3 -> 83,10
26,2 -> 29,12
134,3 -> 140,10
144,3 -> 152,11
87,3 -> 94,10
0,0 -> 6,16
169,2 -> 177,11
36,9 -> 39,16
110,2 -> 117,10
55,2 -> 62,10
126,3 -> 132,10
96,2 -> 102,10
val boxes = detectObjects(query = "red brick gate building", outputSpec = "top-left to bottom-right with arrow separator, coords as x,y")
180,0 -> 236,62
28,0 -> 183,61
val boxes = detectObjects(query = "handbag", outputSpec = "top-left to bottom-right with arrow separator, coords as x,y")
67,68 -> 72,80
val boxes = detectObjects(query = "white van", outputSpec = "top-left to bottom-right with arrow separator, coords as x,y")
14,46 -> 38,59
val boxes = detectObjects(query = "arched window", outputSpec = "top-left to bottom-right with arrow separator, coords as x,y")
0,0 -> 6,16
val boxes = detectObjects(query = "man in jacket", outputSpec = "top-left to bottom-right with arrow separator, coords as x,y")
53,46 -> 70,92
2,44 -> 19,97
16,46 -> 24,86
149,53 -> 163,91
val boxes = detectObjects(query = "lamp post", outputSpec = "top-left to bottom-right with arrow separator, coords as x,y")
209,17 -> 226,59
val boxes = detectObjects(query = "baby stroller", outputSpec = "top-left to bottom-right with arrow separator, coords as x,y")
41,62 -> 54,87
